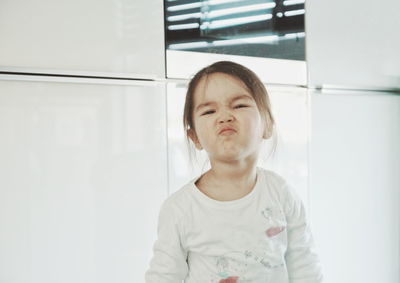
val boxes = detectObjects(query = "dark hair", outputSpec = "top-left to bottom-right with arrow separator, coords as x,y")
183,61 -> 277,164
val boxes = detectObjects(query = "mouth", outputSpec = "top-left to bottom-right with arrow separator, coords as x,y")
218,128 -> 236,135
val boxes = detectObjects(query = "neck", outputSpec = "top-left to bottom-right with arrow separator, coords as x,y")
206,155 -> 258,190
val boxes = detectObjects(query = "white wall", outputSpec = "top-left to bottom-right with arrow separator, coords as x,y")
309,89 -> 400,283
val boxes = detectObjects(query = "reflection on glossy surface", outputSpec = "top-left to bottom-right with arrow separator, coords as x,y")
0,79 -> 167,283
165,0 -> 306,60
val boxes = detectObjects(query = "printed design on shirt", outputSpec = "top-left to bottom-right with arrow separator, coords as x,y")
258,205 -> 287,268
261,205 -> 287,238
211,247 -> 285,282
218,276 -> 239,283
243,248 -> 285,269
210,205 -> 287,282
215,252 -> 246,281
266,226 -> 286,237
261,205 -> 285,224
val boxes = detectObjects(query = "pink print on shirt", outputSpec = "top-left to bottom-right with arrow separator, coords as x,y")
219,276 -> 239,283
265,226 -> 286,237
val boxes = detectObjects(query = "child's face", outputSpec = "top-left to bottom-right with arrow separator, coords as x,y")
188,72 -> 267,163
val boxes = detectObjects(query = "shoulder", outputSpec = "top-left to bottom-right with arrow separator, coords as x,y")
258,167 -> 289,195
159,179 -> 194,219
258,167 -> 288,187
257,167 -> 300,205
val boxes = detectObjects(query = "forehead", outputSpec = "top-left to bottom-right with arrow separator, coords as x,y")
193,72 -> 251,104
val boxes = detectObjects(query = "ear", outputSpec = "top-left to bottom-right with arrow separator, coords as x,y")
262,119 -> 273,139
187,128 -> 203,150
263,127 -> 271,139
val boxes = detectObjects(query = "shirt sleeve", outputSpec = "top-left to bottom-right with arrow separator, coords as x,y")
283,184 -> 324,283
145,199 -> 189,283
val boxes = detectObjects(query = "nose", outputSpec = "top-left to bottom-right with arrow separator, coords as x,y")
218,109 -> 234,123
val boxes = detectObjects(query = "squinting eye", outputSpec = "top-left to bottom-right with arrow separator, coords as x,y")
234,104 -> 248,108
202,110 -> 215,115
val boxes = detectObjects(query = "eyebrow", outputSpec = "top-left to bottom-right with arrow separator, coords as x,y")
195,94 -> 253,112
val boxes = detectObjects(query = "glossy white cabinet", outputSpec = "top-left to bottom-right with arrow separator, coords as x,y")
306,0 -> 400,90
0,0 -> 165,79
166,83 -> 310,206
309,89 -> 400,283
0,77 -> 167,283
167,50 -> 307,86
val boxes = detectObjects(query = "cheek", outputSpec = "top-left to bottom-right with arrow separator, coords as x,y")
244,114 -> 264,134
195,120 -> 213,142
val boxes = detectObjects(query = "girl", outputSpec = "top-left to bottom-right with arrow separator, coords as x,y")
145,61 -> 323,283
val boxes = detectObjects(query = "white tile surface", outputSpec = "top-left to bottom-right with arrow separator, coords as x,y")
0,78 -> 167,283
309,89 -> 400,283
0,0 -> 165,79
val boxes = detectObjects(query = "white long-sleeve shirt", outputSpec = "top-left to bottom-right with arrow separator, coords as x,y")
145,167 -> 323,283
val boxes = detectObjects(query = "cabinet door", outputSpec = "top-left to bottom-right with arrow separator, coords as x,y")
0,77 -> 167,283
309,89 -> 400,283
306,0 -> 400,90
0,0 -> 165,79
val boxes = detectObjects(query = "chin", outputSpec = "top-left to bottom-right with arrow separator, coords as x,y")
217,152 -> 249,162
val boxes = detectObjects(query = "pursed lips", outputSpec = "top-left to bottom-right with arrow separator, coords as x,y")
218,127 -> 236,135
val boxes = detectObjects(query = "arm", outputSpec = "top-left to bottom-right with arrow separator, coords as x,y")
283,185 -> 323,283
145,200 -> 188,283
